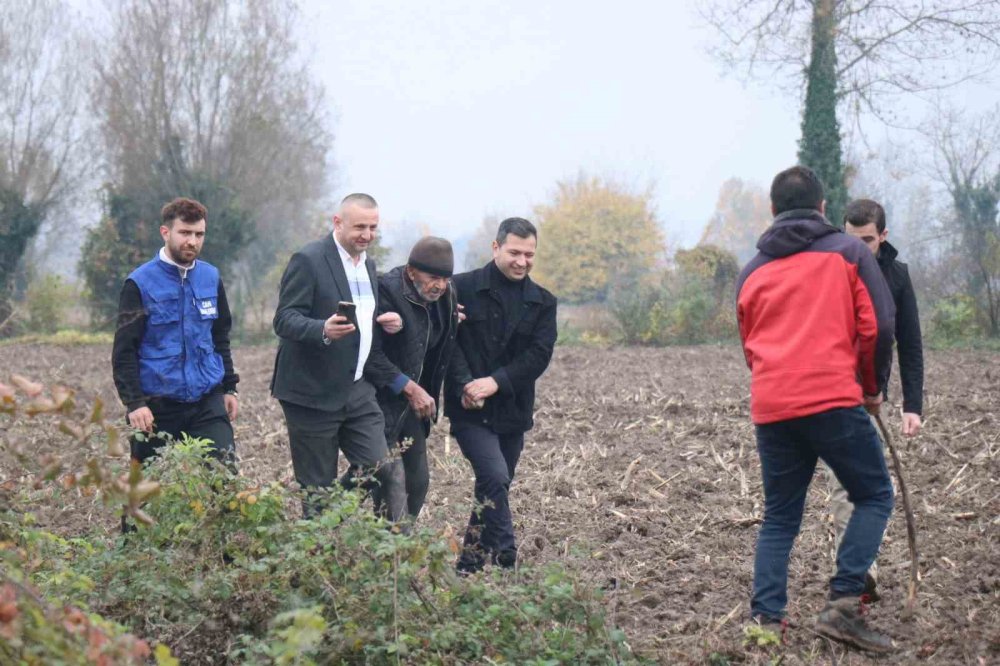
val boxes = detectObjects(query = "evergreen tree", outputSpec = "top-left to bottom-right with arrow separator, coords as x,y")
797,0 -> 847,227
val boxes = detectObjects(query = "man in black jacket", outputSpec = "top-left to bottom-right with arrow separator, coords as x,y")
829,197 -> 925,601
271,193 -> 405,519
844,198 -> 924,435
362,237 -> 462,519
446,217 -> 558,573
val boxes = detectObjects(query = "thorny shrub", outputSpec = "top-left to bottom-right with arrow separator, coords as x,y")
1,377 -> 642,664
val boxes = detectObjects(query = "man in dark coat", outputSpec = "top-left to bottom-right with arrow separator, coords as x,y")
844,198 -> 923,436
445,217 -> 557,574
825,197 -> 926,601
271,193 -> 404,519
362,237 -> 462,519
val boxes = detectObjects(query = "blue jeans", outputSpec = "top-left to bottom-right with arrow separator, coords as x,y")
751,406 -> 893,620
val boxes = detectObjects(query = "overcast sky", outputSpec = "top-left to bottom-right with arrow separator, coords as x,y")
301,0 -> 804,248
66,0 -> 999,254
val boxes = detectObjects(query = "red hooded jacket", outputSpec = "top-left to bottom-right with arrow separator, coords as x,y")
736,210 -> 895,425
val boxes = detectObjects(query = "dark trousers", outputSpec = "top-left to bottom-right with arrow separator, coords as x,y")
453,422 -> 524,570
129,391 -> 235,466
345,410 -> 430,520
752,406 -> 894,620
280,379 -> 405,520
396,411 -> 430,518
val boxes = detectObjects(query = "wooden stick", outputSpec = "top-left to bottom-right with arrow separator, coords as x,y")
875,413 -> 919,618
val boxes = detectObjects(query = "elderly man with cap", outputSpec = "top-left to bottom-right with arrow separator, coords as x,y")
363,237 -> 463,520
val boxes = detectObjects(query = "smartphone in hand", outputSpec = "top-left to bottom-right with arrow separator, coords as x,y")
336,300 -> 358,328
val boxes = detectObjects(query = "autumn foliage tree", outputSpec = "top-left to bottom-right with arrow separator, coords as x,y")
532,175 -> 665,303
700,178 -> 772,265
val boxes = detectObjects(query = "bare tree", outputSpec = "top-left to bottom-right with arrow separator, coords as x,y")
0,0 -> 86,329
925,104 -> 1000,336
87,0 -> 332,318
702,1 -> 1000,122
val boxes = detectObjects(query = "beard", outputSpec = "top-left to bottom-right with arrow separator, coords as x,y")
167,243 -> 199,266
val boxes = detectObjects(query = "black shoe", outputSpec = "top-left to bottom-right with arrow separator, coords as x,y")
456,550 -> 485,576
456,560 -> 483,577
492,549 -> 517,569
863,573 -> 880,603
815,596 -> 894,654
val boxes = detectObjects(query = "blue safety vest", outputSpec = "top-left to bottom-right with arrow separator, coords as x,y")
129,256 -> 224,402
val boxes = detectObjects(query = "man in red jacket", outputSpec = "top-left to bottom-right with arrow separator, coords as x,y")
736,166 -> 896,653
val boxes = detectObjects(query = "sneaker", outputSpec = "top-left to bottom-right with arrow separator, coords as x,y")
815,596 -> 894,654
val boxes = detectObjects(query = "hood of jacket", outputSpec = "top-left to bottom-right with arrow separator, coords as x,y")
756,209 -> 841,258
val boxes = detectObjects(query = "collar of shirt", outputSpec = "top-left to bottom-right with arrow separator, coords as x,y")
332,233 -> 366,267
158,247 -> 196,279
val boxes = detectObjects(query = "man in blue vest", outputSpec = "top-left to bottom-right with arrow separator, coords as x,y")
112,197 -> 240,469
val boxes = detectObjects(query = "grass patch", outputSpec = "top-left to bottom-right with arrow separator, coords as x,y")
0,329 -> 114,347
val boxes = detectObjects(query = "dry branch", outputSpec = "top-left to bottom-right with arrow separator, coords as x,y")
875,414 -> 919,618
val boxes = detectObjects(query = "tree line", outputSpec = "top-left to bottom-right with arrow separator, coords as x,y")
3,0 -> 999,344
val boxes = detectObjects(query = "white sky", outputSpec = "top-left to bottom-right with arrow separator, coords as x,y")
301,0 -> 802,248
64,0 -> 999,256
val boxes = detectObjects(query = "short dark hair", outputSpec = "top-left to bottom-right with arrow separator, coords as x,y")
161,197 -> 207,227
770,166 -> 825,215
496,217 -> 537,245
844,198 -> 886,234
341,193 -> 378,208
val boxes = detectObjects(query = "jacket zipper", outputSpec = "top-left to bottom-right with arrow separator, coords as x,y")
404,293 -> 432,387
179,269 -> 188,401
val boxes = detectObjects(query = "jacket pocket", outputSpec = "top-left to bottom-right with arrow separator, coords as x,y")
138,343 -> 182,397
145,290 -> 181,325
192,286 -> 219,321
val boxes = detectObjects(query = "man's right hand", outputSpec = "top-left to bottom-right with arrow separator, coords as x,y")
128,406 -> 154,433
863,393 -> 883,415
323,314 -> 356,341
403,380 -> 436,419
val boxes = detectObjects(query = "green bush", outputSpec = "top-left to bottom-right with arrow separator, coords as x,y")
23,273 -> 75,334
611,275 -> 737,346
10,438 -> 641,665
610,245 -> 738,346
0,515 -> 159,665
929,294 -> 981,344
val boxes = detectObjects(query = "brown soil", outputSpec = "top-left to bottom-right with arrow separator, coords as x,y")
1,342 -> 998,664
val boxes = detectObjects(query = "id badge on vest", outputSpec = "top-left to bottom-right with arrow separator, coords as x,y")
197,298 -> 218,317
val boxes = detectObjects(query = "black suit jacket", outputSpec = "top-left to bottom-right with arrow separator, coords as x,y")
271,234 -> 380,412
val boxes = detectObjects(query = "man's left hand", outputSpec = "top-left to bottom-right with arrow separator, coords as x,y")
376,312 -> 403,334
464,377 -> 499,402
224,393 -> 239,422
901,412 -> 921,437
457,302 -> 466,324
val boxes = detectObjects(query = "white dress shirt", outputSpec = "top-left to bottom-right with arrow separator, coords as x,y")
333,235 -> 375,381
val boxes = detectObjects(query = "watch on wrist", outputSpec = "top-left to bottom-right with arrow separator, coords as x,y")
225,389 -> 239,397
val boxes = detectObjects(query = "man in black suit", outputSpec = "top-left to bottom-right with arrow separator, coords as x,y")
446,217 -> 558,573
271,193 -> 404,519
